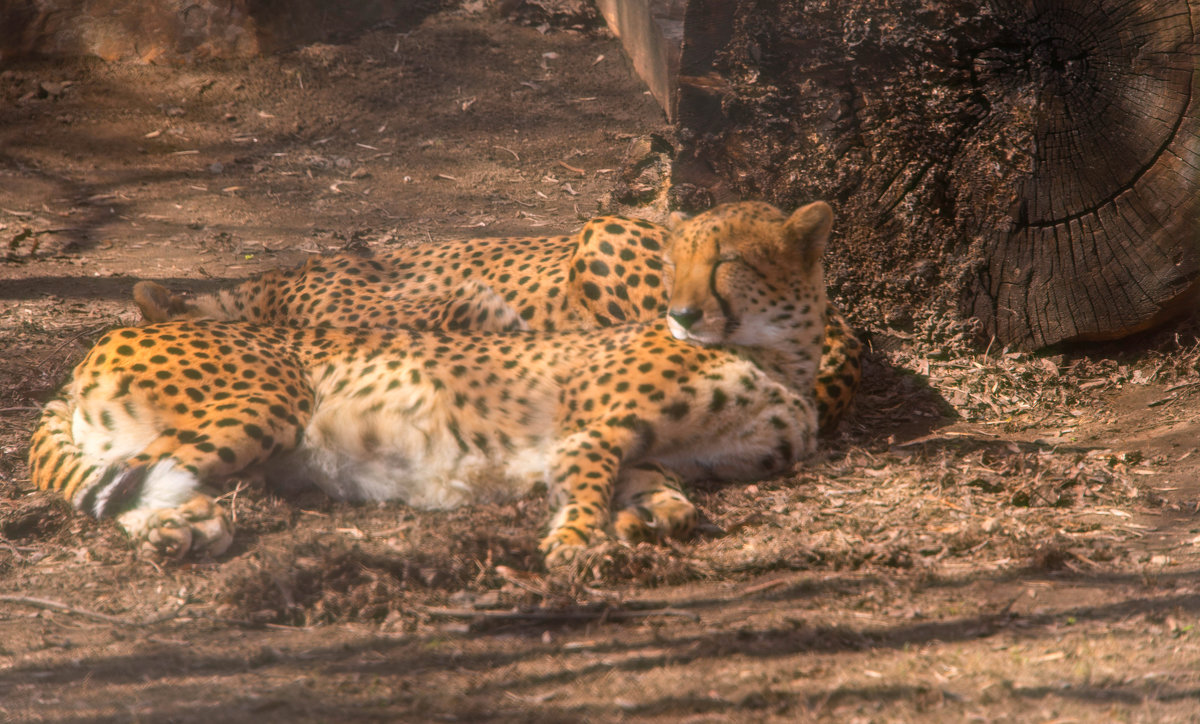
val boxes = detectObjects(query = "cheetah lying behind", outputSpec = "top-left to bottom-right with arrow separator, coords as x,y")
133,209 -> 861,432
30,201 -> 831,566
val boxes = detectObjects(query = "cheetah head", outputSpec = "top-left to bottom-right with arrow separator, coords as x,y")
664,201 -> 830,348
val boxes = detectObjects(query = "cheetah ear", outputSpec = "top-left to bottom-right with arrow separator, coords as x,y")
133,281 -> 189,323
784,201 -> 832,269
663,211 -> 691,264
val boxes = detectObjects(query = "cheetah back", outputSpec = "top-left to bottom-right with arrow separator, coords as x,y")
134,215 -> 861,431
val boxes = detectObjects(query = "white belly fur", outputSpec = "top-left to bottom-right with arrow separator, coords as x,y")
271,359 -> 558,509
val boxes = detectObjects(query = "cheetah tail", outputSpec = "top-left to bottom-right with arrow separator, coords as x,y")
27,394 -> 137,518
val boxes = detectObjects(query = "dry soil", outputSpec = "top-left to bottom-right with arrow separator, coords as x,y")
2,7 -> 1200,722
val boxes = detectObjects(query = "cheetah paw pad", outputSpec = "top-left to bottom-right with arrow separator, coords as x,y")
129,495 -> 234,559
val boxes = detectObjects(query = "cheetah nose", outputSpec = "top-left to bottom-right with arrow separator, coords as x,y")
668,307 -> 703,330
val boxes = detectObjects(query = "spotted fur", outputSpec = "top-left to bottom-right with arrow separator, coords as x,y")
135,212 -> 861,432
32,201 -> 831,565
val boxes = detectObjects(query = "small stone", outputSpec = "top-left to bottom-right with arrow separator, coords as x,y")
473,590 -> 503,609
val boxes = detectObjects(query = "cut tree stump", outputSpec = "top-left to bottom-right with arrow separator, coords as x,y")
604,0 -> 1200,349
593,0 -> 686,118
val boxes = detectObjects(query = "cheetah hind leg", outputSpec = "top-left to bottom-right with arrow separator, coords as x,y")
105,406 -> 305,558
612,463 -> 697,545
101,461 -> 234,559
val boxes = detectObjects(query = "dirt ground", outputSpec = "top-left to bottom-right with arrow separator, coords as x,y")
2,6 -> 1200,722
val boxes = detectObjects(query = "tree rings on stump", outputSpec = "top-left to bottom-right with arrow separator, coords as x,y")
971,0 -> 1200,347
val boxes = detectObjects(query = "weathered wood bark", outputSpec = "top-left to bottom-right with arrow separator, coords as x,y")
594,0 -> 686,118
661,0 -> 1200,349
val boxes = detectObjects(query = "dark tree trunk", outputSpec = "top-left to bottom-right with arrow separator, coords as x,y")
666,0 -> 1200,349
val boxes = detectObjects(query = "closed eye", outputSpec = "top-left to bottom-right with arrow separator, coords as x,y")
714,254 -> 768,280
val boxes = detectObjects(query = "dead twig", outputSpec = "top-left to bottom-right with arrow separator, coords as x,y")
495,564 -> 552,596
557,160 -> 585,176
419,605 -> 699,623
32,321 -> 117,375
0,539 -> 42,561
190,612 -> 311,630
738,576 -> 795,596
0,594 -> 184,627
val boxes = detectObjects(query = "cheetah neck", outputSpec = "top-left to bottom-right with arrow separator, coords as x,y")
738,342 -> 821,392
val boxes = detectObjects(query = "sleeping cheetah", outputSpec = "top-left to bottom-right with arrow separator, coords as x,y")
30,201 -> 831,565
133,212 -> 861,432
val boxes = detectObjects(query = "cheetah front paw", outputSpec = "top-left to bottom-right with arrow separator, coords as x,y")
538,528 -> 591,569
613,495 -> 698,545
120,494 -> 234,559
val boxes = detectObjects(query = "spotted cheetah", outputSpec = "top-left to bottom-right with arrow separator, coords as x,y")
134,212 -> 861,432
30,201 -> 832,565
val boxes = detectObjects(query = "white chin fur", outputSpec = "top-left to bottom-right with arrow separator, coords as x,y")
668,320 -> 722,346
